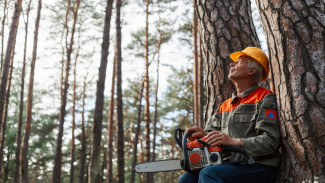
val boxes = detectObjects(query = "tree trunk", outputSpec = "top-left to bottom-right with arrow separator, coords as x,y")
79,73 -> 88,183
255,0 -> 325,182
19,0 -> 42,182
13,0 -> 32,181
197,26 -> 204,129
69,44 -> 80,183
106,33 -> 116,183
0,0 -> 8,71
192,1 -> 199,127
0,37 -> 14,179
144,0 -> 151,182
52,1 -> 80,182
0,0 -> 23,153
115,0 -> 124,182
130,79 -> 144,183
88,0 -> 113,182
195,0 -> 261,121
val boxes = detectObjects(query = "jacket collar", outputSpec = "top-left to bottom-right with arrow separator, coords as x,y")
231,85 -> 259,103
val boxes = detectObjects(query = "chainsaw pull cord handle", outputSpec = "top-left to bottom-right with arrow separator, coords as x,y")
174,128 -> 185,148
182,130 -> 192,172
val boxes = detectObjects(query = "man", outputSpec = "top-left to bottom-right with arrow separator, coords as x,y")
178,47 -> 281,183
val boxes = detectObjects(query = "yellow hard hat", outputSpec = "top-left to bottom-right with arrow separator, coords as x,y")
229,47 -> 269,81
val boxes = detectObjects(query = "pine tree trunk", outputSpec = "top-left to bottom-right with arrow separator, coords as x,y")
192,1 -> 199,127
69,45 -> 80,183
0,39 -> 14,178
0,0 -> 23,154
19,0 -> 42,182
197,26 -> 204,129
0,0 -> 8,71
107,33 -> 116,183
195,0 -> 261,121
13,1 -> 32,182
144,0 -> 151,182
52,1 -> 80,182
255,0 -> 325,182
130,80 -> 144,183
88,0 -> 113,182
115,0 -> 124,182
79,74 -> 88,183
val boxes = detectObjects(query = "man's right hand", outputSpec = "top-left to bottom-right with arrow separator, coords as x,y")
186,126 -> 207,141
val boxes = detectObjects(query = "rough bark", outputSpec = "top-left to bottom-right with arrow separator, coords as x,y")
52,0 -> 80,182
88,0 -> 113,181
115,0 -> 124,182
107,31 -> 116,183
0,0 -> 23,149
198,26 -> 204,129
19,0 -> 42,182
255,0 -> 325,182
195,0 -> 261,121
13,1 -> 32,181
130,80 -> 144,183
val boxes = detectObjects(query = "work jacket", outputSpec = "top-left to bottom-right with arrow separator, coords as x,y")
205,85 -> 281,167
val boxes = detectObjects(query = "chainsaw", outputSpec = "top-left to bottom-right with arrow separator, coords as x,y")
134,128 -> 249,173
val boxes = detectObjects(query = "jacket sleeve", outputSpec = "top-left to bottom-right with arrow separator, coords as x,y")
204,110 -> 222,132
241,94 -> 280,156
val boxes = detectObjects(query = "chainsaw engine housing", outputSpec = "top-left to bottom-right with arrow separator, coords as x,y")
183,146 -> 222,171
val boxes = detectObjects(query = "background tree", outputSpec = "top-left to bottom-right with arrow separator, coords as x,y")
115,0 -> 124,182
88,0 -> 113,181
19,0 -> 42,182
255,0 -> 325,182
0,1 -> 23,171
194,0 -> 261,121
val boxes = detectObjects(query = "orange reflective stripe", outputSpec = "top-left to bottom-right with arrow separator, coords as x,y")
219,87 -> 273,113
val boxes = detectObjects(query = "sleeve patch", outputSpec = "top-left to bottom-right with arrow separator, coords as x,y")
266,109 -> 277,120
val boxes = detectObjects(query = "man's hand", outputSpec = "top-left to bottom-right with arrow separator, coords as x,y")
206,131 -> 242,147
186,126 -> 207,141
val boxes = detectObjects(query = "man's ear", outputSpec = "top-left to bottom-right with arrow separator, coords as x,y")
248,68 -> 257,76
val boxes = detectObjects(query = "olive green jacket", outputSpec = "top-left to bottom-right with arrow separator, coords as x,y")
205,85 -> 281,167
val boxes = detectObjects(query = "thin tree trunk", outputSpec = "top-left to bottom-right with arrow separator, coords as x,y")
130,79 -> 144,183
19,0 -> 42,182
115,0 -> 124,182
197,24 -> 204,129
152,30 -> 162,165
13,0 -> 32,181
88,0 -> 113,181
79,73 -> 88,183
69,44 -> 80,183
0,37 -> 15,181
192,1 -> 199,127
0,0 -> 23,153
194,0 -> 261,121
144,0 -> 151,182
52,1 -> 80,182
0,0 -> 8,71
106,34 -> 116,183
255,0 -> 325,182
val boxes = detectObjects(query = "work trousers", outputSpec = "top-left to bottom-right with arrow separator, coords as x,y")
178,162 -> 277,183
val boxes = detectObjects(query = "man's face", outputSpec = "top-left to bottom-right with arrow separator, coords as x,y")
228,56 -> 251,81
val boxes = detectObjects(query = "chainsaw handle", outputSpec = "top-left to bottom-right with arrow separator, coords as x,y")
174,128 -> 185,148
182,130 -> 192,172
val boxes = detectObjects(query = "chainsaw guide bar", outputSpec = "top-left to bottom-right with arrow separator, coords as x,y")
134,159 -> 182,173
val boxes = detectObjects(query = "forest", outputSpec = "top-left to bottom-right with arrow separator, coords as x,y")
0,0 -> 324,183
